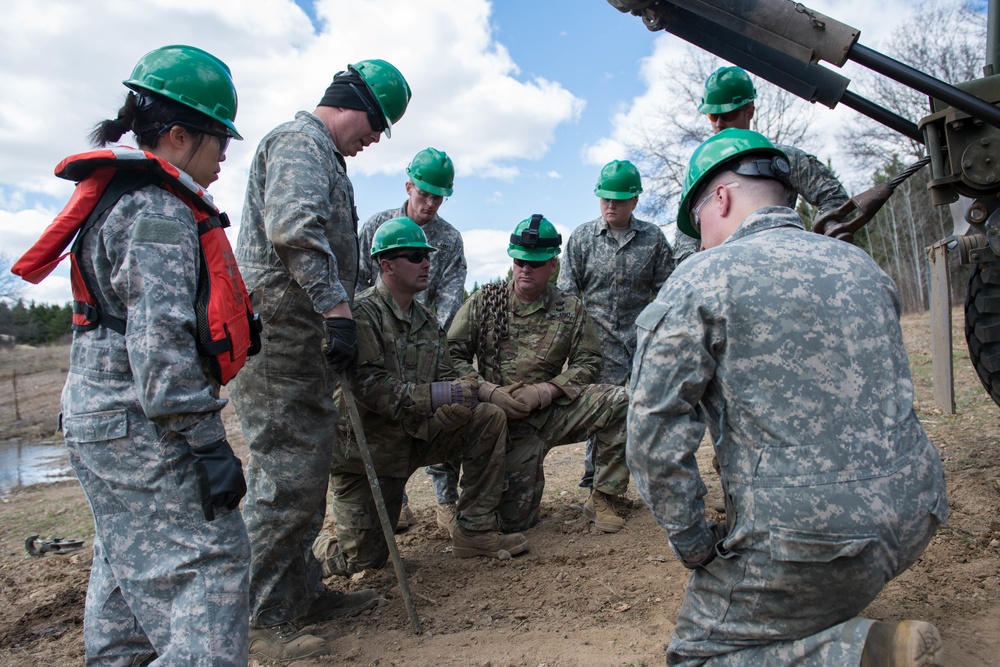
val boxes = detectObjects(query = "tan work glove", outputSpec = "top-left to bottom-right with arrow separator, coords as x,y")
478,381 -> 531,420
432,403 -> 474,432
454,376 -> 480,408
511,382 -> 556,412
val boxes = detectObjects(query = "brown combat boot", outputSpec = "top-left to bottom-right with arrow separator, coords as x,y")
436,501 -> 458,537
452,524 -> 528,559
583,490 -> 625,533
396,501 -> 416,532
860,620 -> 944,667
249,622 -> 329,662
296,586 -> 381,625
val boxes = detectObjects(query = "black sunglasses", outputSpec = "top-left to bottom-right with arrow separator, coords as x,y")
383,250 -> 430,264
513,258 -> 548,269
349,83 -> 386,134
171,121 -> 232,157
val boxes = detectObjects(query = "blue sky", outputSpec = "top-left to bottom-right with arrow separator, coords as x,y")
0,0 -> 936,304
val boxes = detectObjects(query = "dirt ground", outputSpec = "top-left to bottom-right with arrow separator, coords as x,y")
0,308 -> 998,666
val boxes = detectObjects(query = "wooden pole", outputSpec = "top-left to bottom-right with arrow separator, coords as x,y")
927,241 -> 955,414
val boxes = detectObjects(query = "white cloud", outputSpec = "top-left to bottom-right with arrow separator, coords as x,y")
597,0 -> 938,193
463,228 -> 513,286
1,0 -> 584,303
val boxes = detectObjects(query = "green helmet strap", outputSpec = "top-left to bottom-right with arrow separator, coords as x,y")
510,214 -> 561,248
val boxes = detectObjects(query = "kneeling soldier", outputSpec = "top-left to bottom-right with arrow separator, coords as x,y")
316,218 -> 527,576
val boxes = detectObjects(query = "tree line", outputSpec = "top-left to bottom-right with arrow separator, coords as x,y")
0,300 -> 73,346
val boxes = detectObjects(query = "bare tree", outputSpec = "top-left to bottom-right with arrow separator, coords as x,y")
842,0 -> 986,173
0,252 -> 24,303
842,0 -> 986,311
625,45 -> 819,223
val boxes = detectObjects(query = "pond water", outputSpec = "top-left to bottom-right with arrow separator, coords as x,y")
0,438 -> 75,496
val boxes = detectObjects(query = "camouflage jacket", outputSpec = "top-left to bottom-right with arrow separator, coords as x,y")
235,111 -> 359,315
557,214 -> 675,384
62,184 -> 227,447
357,203 -> 467,331
628,206 -> 946,564
449,282 -> 602,429
334,282 -> 456,477
778,143 -> 849,217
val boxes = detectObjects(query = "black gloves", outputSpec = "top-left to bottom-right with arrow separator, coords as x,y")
323,317 -> 359,372
190,439 -> 247,521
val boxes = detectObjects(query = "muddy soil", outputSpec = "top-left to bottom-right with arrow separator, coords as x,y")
1,308 -> 998,666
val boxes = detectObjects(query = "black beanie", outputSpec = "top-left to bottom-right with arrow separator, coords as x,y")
319,70 -> 379,114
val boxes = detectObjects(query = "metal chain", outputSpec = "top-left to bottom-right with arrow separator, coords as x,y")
478,280 -> 508,385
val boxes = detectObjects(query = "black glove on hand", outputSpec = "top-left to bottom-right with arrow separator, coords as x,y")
190,439 -> 247,521
323,317 -> 359,372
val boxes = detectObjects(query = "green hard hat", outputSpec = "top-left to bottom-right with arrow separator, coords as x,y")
595,160 -> 643,200
124,44 -> 242,139
508,214 -> 562,261
371,217 -> 437,257
677,128 -> 788,239
698,66 -> 757,115
350,59 -> 411,138
407,148 -> 455,197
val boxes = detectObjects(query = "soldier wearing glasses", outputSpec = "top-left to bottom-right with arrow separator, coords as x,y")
319,218 -> 527,576
230,59 -> 410,661
356,147 -> 469,533
699,66 -> 848,220
629,129 -> 946,666
448,215 -> 630,533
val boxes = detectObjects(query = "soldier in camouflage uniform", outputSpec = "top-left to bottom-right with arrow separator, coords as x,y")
315,218 -> 527,575
357,148 -> 467,331
229,60 -> 410,662
55,47 -> 250,664
449,215 -> 630,533
629,129 -> 947,666
557,160 -> 676,515
699,66 -> 849,219
356,148 -> 468,532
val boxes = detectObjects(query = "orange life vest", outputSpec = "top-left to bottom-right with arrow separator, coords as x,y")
12,147 -> 261,385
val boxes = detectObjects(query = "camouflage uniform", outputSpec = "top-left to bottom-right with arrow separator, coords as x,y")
558,214 -> 675,490
671,229 -> 701,263
557,214 -> 675,384
629,207 -> 948,665
326,282 -> 508,574
778,143 -> 849,217
229,111 -> 359,628
449,282 -> 629,532
357,204 -> 468,331
358,206 -> 469,505
61,183 -> 250,664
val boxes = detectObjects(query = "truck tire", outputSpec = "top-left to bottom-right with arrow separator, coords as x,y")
965,262 -> 1000,407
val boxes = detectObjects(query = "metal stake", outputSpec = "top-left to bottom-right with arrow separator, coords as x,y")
339,374 -> 422,634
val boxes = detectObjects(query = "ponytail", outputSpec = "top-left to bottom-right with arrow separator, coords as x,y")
88,92 -> 140,147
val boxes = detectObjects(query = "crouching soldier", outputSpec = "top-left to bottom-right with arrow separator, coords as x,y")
448,215 -> 631,534
315,218 -> 527,576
